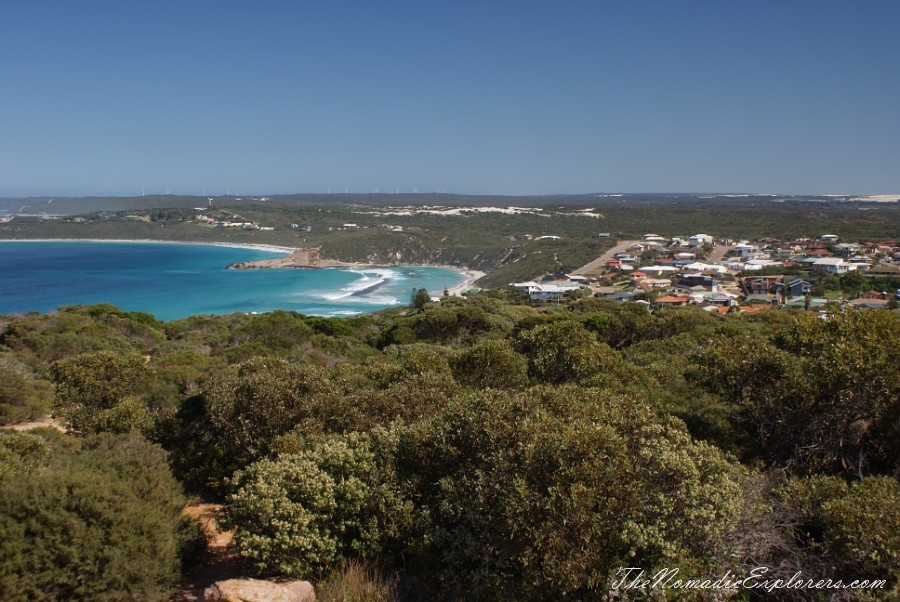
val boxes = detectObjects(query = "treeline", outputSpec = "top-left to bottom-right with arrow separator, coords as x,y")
1,296 -> 899,600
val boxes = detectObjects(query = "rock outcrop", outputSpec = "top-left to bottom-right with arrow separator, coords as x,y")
200,579 -> 315,602
227,247 -> 366,270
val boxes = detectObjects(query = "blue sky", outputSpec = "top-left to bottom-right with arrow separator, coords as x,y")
2,1 -> 898,197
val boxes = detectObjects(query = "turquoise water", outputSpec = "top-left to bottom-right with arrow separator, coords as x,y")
0,241 -> 466,321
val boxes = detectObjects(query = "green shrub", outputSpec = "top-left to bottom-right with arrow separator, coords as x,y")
225,430 -> 411,579
782,475 -> 900,590
50,350 -> 154,435
0,432 -> 203,602
448,339 -> 528,390
0,430 -> 50,481
0,360 -> 54,425
395,386 -> 745,600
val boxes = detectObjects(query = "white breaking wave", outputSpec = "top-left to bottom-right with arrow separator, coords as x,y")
319,269 -> 398,301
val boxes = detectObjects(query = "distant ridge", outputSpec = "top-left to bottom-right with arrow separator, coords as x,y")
1,192 -> 897,217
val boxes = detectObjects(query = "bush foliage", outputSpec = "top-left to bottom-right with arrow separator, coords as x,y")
1,297 -> 899,599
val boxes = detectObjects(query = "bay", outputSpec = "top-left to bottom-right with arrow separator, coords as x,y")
0,241 -> 467,321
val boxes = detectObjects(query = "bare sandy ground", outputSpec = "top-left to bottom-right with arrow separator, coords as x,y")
3,415 -> 65,432
171,504 -> 247,602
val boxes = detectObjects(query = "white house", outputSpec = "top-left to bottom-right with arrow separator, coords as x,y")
734,243 -> 760,258
640,265 -> 678,276
683,262 -> 727,274
689,234 -> 714,247
813,258 -> 857,274
509,281 -> 585,300
745,259 -> 782,269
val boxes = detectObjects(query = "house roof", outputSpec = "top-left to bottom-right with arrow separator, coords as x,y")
656,294 -> 692,304
814,257 -> 846,265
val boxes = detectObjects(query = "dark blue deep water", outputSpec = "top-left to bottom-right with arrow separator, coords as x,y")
0,242 -> 466,321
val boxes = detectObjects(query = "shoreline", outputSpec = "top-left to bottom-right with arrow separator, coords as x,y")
0,237 -> 486,295
0,238 -> 297,254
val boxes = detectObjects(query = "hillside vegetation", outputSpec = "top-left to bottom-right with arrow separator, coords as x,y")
4,195 -> 900,288
2,291 -> 899,600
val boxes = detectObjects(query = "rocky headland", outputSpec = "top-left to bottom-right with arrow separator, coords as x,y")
226,247 -> 369,270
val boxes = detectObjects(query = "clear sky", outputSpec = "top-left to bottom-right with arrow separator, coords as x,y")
2,1 -> 898,197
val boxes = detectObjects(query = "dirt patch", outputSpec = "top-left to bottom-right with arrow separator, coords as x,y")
170,503 -> 251,601
3,415 -> 65,432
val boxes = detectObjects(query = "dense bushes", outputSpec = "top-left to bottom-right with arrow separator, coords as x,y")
222,386 -> 746,599
2,298 -> 900,599
226,430 -> 410,579
391,386 -> 744,599
50,351 -> 154,435
693,309 -> 900,476
0,431 -> 203,602
0,358 -> 53,424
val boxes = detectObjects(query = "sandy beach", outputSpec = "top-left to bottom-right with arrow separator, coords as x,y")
445,269 -> 486,295
0,238 -> 297,254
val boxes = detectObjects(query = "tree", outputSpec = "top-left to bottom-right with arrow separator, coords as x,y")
410,287 -> 430,311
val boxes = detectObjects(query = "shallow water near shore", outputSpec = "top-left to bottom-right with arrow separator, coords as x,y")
0,241 -> 467,320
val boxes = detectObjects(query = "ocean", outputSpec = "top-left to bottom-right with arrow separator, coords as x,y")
0,241 -> 467,321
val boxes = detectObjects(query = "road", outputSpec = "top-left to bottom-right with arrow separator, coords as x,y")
571,240 -> 639,275
707,245 -> 734,264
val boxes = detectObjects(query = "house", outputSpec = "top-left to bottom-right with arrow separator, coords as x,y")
833,243 -> 861,258
703,293 -> 738,307
700,304 -> 731,314
682,274 -> 720,291
655,294 -> 692,307
629,271 -> 648,281
813,258 -> 857,274
785,279 -> 811,298
819,234 -> 840,244
640,266 -> 678,277
638,278 -> 672,290
747,277 -> 777,295
683,262 -> 727,274
745,259 -> 782,269
859,290 -> 890,301
509,280 -> 586,300
866,265 -> 900,277
688,234 -> 714,247
734,242 -> 759,258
